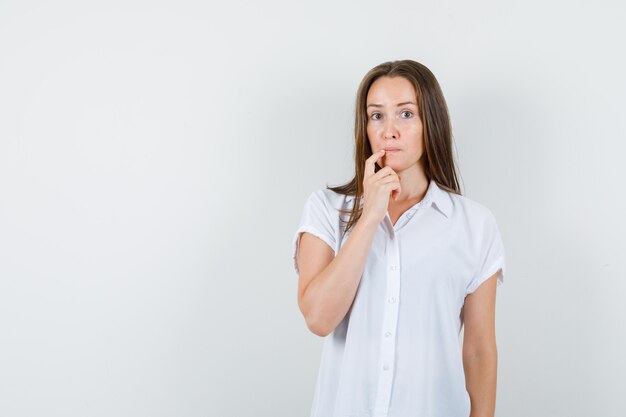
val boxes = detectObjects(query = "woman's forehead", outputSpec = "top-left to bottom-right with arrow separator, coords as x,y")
366,76 -> 417,105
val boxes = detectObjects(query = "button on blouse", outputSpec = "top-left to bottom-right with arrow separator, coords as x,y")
292,179 -> 506,417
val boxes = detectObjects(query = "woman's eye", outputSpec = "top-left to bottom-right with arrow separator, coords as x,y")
401,111 -> 413,118
371,113 -> 381,120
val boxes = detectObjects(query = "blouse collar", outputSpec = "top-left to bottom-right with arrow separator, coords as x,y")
345,179 -> 451,219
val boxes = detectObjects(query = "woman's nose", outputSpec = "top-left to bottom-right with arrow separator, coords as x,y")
383,119 -> 399,139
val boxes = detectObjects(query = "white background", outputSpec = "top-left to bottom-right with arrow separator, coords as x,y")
1,1 -> 625,416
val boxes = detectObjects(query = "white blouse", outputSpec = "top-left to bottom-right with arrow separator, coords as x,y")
292,178 -> 506,417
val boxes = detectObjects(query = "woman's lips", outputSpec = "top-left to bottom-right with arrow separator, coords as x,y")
384,148 -> 400,153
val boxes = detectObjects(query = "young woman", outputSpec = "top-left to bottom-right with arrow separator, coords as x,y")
292,60 -> 506,417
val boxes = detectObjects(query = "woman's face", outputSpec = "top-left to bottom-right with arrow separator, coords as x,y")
366,76 -> 424,172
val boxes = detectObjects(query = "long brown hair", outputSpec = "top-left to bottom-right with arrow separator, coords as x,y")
328,59 -> 462,237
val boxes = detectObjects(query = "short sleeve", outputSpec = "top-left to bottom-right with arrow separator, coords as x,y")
292,190 -> 337,276
466,210 -> 506,295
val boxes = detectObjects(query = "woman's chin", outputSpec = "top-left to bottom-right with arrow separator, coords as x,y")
382,161 -> 403,171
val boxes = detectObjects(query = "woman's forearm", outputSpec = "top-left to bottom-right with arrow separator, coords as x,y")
464,350 -> 498,417
300,215 -> 379,336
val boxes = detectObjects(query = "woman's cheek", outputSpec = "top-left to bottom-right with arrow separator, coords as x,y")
405,123 -> 422,135
366,126 -> 377,140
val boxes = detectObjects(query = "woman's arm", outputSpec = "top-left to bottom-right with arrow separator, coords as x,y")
296,214 -> 379,337
463,273 -> 499,417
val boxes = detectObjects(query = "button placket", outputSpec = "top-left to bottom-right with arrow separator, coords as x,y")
374,235 -> 401,414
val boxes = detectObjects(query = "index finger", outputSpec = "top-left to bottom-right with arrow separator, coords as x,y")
365,149 -> 385,178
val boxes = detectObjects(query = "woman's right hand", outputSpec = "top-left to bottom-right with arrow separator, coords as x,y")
361,149 -> 402,224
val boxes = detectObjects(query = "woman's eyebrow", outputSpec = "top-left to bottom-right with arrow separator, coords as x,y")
367,101 -> 416,108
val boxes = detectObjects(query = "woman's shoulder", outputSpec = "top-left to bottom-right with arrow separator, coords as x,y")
447,190 -> 499,225
312,187 -> 356,209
